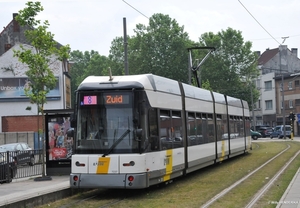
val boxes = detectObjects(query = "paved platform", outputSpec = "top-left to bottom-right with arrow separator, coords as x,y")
257,136 -> 300,208
0,175 -> 70,208
0,138 -> 299,208
276,167 -> 300,208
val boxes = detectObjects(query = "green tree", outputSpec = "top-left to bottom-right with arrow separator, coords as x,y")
201,79 -> 213,91
69,50 -> 110,106
108,36 -> 130,75
13,1 -> 70,178
199,28 -> 260,107
109,13 -> 192,82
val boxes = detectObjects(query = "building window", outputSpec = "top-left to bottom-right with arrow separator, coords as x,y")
296,99 -> 300,106
265,100 -> 273,110
265,81 -> 272,91
289,100 -> 293,108
295,80 -> 299,88
256,116 -> 262,120
288,81 -> 293,90
280,83 -> 283,91
256,79 -> 261,89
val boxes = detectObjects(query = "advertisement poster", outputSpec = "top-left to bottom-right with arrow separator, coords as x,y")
48,116 -> 73,160
0,77 -> 60,100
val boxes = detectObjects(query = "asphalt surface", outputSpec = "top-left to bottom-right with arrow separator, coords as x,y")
0,137 -> 299,208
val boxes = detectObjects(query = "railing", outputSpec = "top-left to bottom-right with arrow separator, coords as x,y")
0,150 -> 43,184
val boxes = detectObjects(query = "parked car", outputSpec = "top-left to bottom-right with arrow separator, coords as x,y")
258,126 -> 274,138
250,129 -> 262,140
270,125 -> 291,139
0,152 -> 17,183
253,125 -> 270,131
0,143 -> 35,166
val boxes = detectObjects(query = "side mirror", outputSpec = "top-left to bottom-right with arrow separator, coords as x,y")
67,128 -> 74,137
135,128 -> 143,139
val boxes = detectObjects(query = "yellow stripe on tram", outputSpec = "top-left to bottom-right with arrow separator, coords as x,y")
96,157 -> 110,174
220,140 -> 225,162
163,149 -> 173,181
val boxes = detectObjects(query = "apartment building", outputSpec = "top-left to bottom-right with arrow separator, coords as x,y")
252,45 -> 300,135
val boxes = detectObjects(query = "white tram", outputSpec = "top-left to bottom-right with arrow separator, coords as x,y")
69,74 -> 251,189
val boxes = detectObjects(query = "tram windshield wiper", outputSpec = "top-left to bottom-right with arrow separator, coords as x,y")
102,129 -> 130,157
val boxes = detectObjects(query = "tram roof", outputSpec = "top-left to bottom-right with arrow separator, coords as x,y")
77,74 -> 181,95
77,74 -> 248,109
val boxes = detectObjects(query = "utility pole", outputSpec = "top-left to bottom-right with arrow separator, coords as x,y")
123,17 -> 129,75
279,45 -> 287,139
281,74 -> 286,139
250,84 -> 255,127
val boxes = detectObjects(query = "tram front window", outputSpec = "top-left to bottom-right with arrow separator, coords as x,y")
75,93 -> 138,154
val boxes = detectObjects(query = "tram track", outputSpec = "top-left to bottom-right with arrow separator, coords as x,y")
201,142 -> 292,208
245,149 -> 300,208
57,190 -> 126,208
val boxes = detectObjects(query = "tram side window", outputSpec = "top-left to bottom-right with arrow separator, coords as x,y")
229,116 -> 239,139
238,116 -> 244,137
159,110 -> 183,150
187,112 -> 204,145
196,113 -> 203,144
172,111 -> 183,148
234,116 -> 240,138
222,115 -> 229,140
187,112 -> 196,146
216,114 -> 223,141
234,116 -> 238,137
207,114 -> 215,143
148,108 -> 159,151
234,116 -> 239,137
160,110 -> 172,150
229,116 -> 236,139
202,114 -> 208,143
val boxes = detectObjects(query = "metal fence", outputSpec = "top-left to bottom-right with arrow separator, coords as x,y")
0,150 -> 43,183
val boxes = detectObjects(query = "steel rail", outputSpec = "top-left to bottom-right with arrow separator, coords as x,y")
201,143 -> 292,208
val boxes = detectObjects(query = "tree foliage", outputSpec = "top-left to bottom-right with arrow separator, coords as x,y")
108,36 -> 131,75
198,28 -> 260,108
69,50 -> 110,106
13,1 -> 70,112
109,13 -> 193,82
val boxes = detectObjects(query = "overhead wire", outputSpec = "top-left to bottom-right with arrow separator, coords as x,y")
123,0 -> 295,46
238,0 -> 281,46
122,0 -> 149,19
250,34 -> 300,42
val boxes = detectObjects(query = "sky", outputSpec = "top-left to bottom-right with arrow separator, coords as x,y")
0,0 -> 300,57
